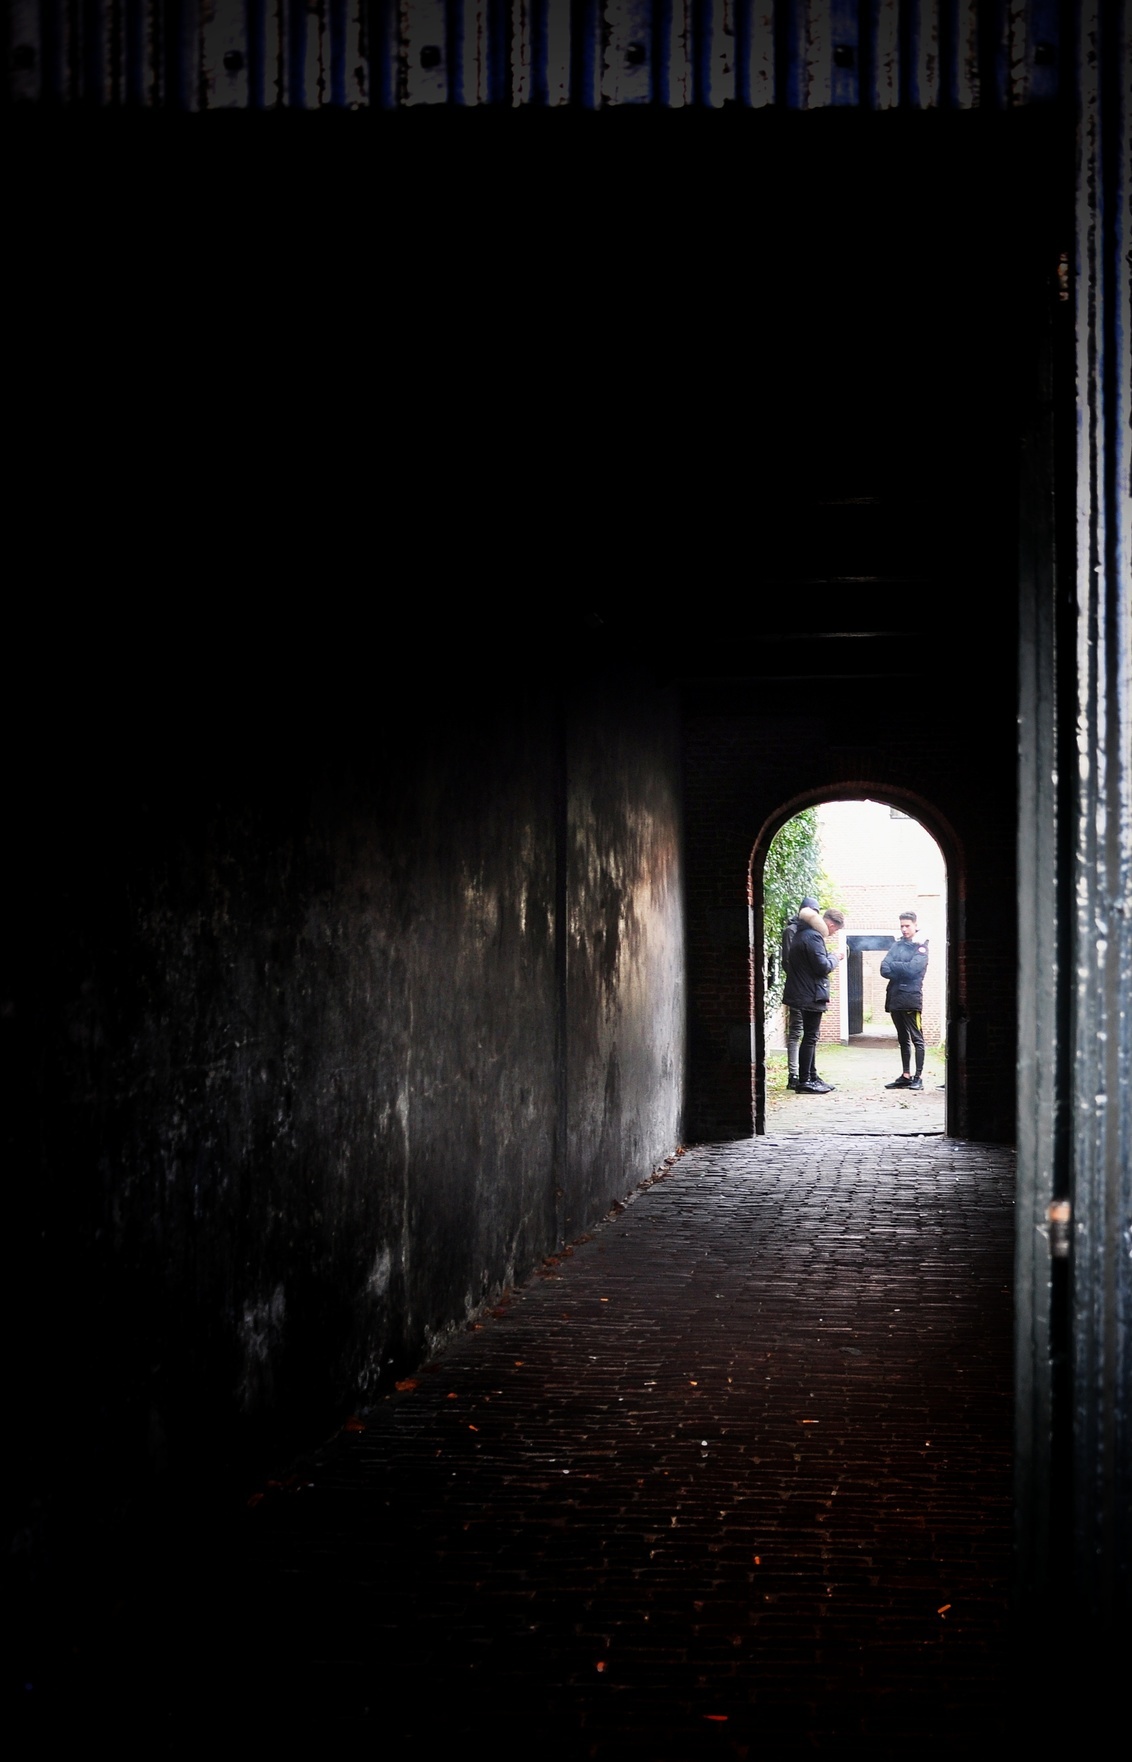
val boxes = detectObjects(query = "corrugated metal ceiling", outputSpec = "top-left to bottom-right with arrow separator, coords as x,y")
7,0 -> 1066,110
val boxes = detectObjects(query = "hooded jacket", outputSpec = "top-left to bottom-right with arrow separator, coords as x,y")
880,933 -> 929,1012
779,895 -> 817,973
782,903 -> 837,1011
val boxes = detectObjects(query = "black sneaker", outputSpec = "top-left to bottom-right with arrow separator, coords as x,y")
798,1080 -> 833,1094
909,1077 -> 924,1091
786,1075 -> 800,1090
812,1076 -> 836,1091
885,1076 -> 913,1089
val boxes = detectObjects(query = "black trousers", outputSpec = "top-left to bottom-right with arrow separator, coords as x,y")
799,1008 -> 825,1084
890,1008 -> 925,1075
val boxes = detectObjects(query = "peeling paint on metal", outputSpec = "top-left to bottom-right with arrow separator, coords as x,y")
5,0 -> 1069,109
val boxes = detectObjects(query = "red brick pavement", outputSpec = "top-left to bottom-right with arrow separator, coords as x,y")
19,1136 -> 1017,1758
215,1135 -> 1017,1758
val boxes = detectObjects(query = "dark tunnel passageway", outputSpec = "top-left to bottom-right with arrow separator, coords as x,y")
6,23 -> 1130,1734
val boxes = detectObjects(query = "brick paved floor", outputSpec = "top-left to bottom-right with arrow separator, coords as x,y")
215,1135 -> 1016,1758
19,1135 -> 1016,1759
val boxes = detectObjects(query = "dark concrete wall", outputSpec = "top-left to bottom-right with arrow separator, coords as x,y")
564,673 -> 686,1234
8,647 -> 685,1519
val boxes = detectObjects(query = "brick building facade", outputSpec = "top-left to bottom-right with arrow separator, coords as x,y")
822,801 -> 947,1046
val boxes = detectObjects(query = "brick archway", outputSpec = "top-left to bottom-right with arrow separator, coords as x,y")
681,676 -> 1022,1149
749,788 -> 965,1137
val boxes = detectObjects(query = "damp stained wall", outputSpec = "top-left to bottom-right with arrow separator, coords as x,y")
564,670 -> 686,1235
8,643 -> 686,1500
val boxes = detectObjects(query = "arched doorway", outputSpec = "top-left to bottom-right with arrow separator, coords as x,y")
751,789 -> 964,1138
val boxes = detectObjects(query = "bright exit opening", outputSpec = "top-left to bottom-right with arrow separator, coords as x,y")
762,799 -> 948,1132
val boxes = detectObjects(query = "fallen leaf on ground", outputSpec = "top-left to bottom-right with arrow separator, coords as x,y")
395,1379 -> 418,1392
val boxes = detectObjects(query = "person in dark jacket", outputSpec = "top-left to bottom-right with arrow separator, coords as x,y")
880,911 -> 930,1090
780,907 -> 805,1089
782,899 -> 845,1094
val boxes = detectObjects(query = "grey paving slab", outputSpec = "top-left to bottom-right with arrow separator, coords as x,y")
766,1038 -> 948,1135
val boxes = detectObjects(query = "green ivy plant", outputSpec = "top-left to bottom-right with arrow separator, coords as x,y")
762,809 -> 832,1012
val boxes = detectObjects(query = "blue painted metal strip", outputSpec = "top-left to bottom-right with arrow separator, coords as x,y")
652,0 -> 673,107
1026,0 -> 1062,104
329,0 -> 347,105
39,0 -> 62,100
692,0 -> 710,105
571,0 -> 598,108
829,0 -> 861,107
123,0 -> 144,104
246,0 -> 267,109
445,0 -> 465,105
732,0 -> 751,106
485,0 -> 509,102
779,0 -> 805,109
372,0 -> 396,108
288,0 -> 306,104
529,0 -> 550,105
